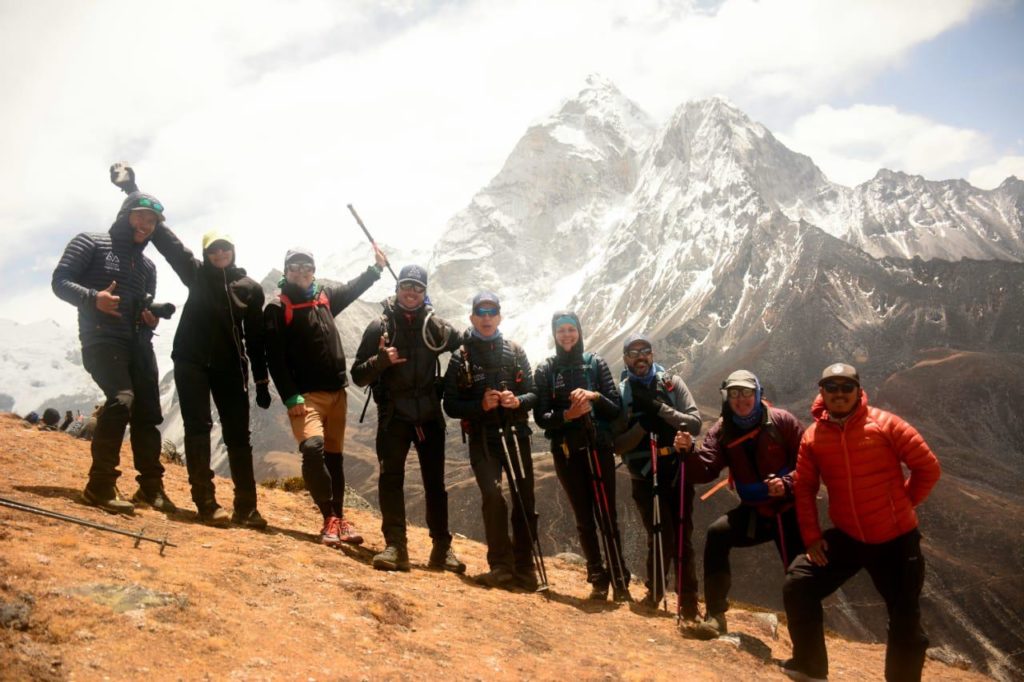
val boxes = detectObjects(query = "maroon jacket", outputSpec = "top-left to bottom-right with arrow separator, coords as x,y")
686,403 -> 804,515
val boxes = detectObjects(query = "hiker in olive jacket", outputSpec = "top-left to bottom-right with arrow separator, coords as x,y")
150,224 -> 270,528
613,333 -> 701,617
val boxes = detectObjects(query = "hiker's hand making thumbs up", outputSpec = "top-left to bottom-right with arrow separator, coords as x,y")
376,333 -> 406,368
95,281 -> 121,317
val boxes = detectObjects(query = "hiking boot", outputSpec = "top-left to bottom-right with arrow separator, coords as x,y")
639,590 -> 667,610
231,508 -> 268,530
199,505 -> 231,528
132,486 -> 178,514
612,585 -> 633,603
515,569 -> 541,592
82,486 -> 134,515
428,544 -> 467,573
588,582 -> 610,601
781,659 -> 828,682
337,518 -> 363,545
372,545 -> 411,572
320,516 -> 342,547
688,613 -> 727,640
474,567 -> 517,589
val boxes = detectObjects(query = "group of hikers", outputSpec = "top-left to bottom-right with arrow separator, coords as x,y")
50,165 -> 941,682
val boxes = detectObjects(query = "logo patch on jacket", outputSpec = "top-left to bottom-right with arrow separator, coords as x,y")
104,252 -> 120,273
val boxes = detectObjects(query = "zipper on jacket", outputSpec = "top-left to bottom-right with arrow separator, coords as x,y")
839,423 -> 866,542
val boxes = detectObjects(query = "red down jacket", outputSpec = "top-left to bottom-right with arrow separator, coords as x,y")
795,390 -> 941,547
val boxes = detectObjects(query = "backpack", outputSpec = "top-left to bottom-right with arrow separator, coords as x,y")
279,290 -> 329,325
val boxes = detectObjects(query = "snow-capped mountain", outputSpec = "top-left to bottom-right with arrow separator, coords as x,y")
0,319 -> 100,415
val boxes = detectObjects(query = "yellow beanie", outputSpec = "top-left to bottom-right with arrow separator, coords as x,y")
202,229 -> 234,252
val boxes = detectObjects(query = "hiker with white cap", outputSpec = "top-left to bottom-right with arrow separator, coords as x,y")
675,369 -> 805,640
264,243 -> 387,548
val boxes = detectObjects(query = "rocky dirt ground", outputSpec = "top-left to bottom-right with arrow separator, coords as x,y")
0,414 -> 984,680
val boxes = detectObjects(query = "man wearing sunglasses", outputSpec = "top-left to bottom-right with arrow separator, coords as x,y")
674,370 -> 805,640
351,265 -> 466,573
442,292 -> 540,590
782,363 -> 941,682
613,334 -> 701,615
264,245 -> 387,548
52,163 -> 176,515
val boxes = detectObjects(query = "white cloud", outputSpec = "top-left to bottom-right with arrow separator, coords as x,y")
968,155 -> 1024,189
0,0 -> 993,324
777,104 -> 991,186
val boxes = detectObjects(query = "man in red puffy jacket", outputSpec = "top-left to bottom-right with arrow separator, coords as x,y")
782,363 -> 940,682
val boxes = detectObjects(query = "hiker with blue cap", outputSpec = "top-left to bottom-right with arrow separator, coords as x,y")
351,264 -> 467,574
612,334 -> 701,618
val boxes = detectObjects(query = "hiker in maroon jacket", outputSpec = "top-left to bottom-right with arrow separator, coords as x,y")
675,369 -> 804,639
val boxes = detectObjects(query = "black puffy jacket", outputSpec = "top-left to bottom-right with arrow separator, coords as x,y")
149,225 -> 267,383
350,297 -> 462,426
51,195 -> 160,349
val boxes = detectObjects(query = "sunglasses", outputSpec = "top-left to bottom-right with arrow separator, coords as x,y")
135,197 -> 164,213
726,387 -> 755,399
624,348 -> 653,359
822,382 -> 857,394
474,306 -> 500,317
286,262 -> 315,274
399,282 -> 426,294
206,244 -> 233,254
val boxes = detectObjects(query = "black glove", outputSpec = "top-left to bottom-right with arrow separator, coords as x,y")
255,383 -> 272,409
109,162 -> 138,194
631,389 -> 659,415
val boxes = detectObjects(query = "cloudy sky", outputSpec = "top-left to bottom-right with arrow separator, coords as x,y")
1,0 -> 1021,328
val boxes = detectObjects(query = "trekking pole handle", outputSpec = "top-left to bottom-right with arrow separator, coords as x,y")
347,203 -> 398,281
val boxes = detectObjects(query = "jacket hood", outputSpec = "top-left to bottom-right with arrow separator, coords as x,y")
551,309 -> 584,363
811,389 -> 869,423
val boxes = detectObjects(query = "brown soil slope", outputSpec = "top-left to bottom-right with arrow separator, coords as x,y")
0,415 -> 983,681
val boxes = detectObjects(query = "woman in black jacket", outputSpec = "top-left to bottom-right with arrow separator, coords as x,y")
533,311 -> 631,601
151,227 -> 271,528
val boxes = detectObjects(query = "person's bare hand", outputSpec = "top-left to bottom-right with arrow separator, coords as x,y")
287,403 -> 306,418
499,390 -> 520,410
674,430 -> 693,452
806,539 -> 829,566
95,281 -> 121,317
372,243 -> 388,269
482,388 -> 501,412
765,475 -> 785,497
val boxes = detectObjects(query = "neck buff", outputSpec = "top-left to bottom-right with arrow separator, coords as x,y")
471,328 -> 502,342
627,363 -> 659,387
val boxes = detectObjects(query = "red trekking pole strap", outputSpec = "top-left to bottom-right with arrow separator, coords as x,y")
280,291 -> 329,326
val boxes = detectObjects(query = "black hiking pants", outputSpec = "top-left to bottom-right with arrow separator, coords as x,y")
703,504 -> 804,615
469,426 -> 537,573
81,341 -> 164,494
784,527 -> 928,682
174,360 -> 257,513
551,435 -> 628,589
376,418 -> 451,549
630,459 -> 698,615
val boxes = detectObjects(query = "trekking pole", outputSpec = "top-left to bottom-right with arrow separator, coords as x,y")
582,416 -> 629,595
508,421 -> 549,591
0,496 -> 176,555
497,418 -> 549,592
676,447 -> 687,622
346,203 -> 398,281
649,433 -> 669,612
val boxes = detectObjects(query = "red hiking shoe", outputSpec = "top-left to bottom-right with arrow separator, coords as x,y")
320,515 -> 342,547
338,518 -> 363,545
